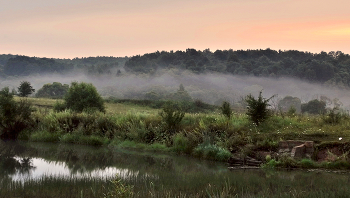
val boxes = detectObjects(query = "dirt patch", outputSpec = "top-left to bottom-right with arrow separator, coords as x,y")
316,147 -> 343,162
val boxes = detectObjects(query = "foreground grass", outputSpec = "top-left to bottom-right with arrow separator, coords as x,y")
0,176 -> 113,198
2,170 -> 350,198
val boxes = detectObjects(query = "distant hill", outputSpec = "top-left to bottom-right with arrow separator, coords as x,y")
1,49 -> 350,88
124,49 -> 350,88
0,55 -> 127,77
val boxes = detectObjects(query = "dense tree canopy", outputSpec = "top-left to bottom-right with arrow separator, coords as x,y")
123,49 -> 350,88
1,49 -> 350,88
0,55 -> 126,76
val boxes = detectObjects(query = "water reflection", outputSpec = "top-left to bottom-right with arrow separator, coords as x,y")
2,141 -> 350,197
1,141 -> 222,183
0,141 -> 164,181
0,141 -> 36,180
0,157 -> 36,178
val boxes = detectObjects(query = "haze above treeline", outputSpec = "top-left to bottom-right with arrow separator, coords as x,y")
1,48 -> 350,108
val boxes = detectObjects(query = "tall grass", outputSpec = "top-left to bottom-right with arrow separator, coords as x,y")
15,97 -> 350,164
0,175 -> 114,198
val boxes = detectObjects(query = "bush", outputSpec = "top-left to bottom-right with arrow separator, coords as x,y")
299,159 -> 317,168
160,102 -> 185,134
53,101 -> 66,112
0,87 -> 34,140
173,133 -> 191,154
64,82 -> 105,113
245,91 -> 274,126
322,108 -> 342,125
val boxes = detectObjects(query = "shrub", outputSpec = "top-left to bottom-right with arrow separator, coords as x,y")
262,159 -> 279,168
53,101 -> 66,112
245,91 -> 274,126
64,82 -> 105,113
160,102 -> 185,134
193,143 -> 231,161
299,159 -> 317,168
220,101 -> 232,119
322,108 -> 341,125
173,133 -> 191,154
276,156 -> 298,168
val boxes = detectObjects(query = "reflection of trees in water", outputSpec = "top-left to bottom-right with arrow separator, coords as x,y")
0,157 -> 35,177
1,141 -> 226,185
55,147 -> 116,174
0,141 -> 36,179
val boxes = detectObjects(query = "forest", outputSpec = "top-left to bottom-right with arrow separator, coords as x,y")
1,49 -> 350,88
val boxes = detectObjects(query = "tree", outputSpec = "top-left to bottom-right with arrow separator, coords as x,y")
0,87 -> 33,140
64,82 -> 105,113
36,82 -> 69,99
278,96 -> 301,113
245,91 -> 274,126
17,81 -> 35,97
166,84 -> 193,102
301,99 -> 326,114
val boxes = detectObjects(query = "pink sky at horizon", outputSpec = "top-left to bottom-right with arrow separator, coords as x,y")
1,0 -> 349,59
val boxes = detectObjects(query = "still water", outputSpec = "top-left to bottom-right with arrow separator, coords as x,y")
1,141 -> 350,197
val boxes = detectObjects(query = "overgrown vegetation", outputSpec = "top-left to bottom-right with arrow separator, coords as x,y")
2,78 -> 350,167
0,87 -> 34,140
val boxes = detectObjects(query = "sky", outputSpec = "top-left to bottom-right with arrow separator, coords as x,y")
1,0 -> 350,59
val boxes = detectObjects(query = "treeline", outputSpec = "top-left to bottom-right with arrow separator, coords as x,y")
125,49 -> 350,87
0,55 -> 127,76
2,49 -> 350,88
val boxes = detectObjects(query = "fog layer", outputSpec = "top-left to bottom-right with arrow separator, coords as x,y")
1,71 -> 349,109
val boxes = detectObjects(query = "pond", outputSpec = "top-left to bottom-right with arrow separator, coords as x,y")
1,141 -> 350,198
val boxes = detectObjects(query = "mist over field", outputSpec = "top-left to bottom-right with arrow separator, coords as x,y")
1,70 -> 349,109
